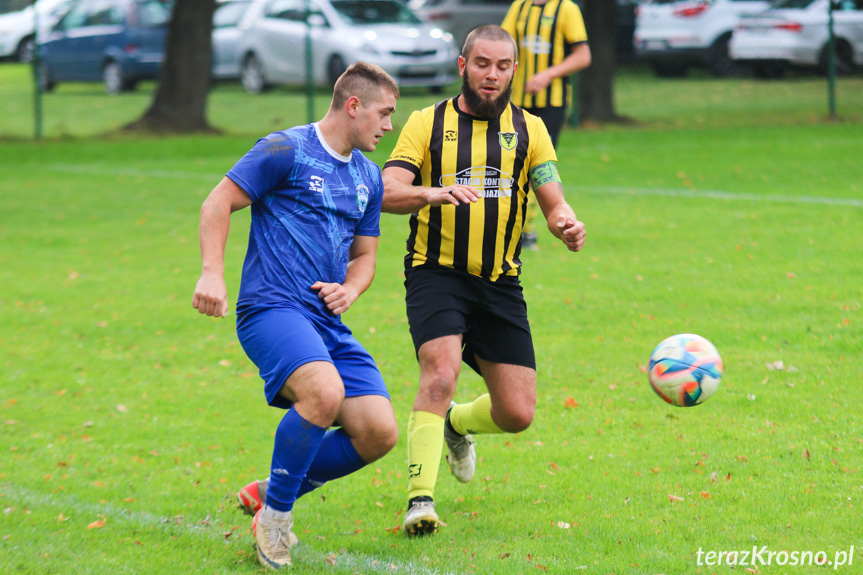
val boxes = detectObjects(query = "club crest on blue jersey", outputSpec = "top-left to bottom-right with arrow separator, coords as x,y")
499,131 -> 518,151
309,175 -> 324,193
356,184 -> 370,212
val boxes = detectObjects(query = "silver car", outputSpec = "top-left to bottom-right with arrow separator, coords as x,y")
232,0 -> 459,92
731,0 -> 863,77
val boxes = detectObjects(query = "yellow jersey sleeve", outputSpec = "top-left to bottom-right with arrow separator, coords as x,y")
386,110 -> 429,173
526,111 -> 557,167
561,1 -> 588,45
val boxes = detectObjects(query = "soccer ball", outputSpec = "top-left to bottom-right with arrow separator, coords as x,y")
648,334 -> 723,407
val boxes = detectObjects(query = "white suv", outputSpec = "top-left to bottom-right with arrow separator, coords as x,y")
0,0 -> 72,62
634,0 -> 774,76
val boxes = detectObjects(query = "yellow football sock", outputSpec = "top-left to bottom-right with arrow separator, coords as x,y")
407,411 -> 445,500
449,394 -> 503,436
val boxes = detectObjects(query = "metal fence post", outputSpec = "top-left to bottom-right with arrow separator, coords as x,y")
827,0 -> 837,119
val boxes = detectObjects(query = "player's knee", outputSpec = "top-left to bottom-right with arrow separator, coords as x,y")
420,363 -> 459,402
497,405 -> 534,433
375,419 -> 400,457
304,381 -> 345,421
360,418 -> 399,462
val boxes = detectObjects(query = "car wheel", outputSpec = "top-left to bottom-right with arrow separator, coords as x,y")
38,62 -> 56,92
327,55 -> 346,86
819,41 -> 854,76
103,60 -> 133,94
707,33 -> 742,77
651,61 -> 687,78
242,54 -> 268,94
16,35 -> 35,63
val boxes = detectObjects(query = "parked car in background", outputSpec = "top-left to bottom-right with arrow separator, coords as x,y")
234,0 -> 458,93
409,0 -> 641,61
212,0 -> 252,80
634,0 -> 774,76
731,0 -> 863,77
407,0 -> 510,49
38,0 -> 170,93
0,0 -> 73,62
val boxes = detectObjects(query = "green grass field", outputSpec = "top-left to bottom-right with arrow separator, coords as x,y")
1,63 -> 861,574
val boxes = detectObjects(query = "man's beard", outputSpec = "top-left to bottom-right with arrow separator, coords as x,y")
461,72 -> 512,119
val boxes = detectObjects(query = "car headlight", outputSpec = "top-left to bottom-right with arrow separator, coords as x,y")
359,30 -> 381,55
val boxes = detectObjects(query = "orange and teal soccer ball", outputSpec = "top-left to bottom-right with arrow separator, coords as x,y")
648,334 -> 723,407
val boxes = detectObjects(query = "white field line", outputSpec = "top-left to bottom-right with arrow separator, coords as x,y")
2,483 -> 454,575
39,164 -> 863,208
573,185 -> 863,208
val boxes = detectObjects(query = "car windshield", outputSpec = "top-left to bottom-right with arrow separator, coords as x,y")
330,0 -> 421,24
138,0 -> 171,27
770,0 -> 817,8
214,0 -> 251,26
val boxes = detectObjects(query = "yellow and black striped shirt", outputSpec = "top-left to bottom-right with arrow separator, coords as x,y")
502,0 -> 588,109
385,97 -> 556,282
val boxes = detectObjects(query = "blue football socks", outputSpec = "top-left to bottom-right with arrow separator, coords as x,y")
265,408 -> 327,513
296,428 -> 367,499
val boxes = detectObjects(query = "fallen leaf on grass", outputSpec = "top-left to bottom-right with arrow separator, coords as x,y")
668,494 -> 684,503
700,491 -> 711,500
557,521 -> 571,529
564,397 -> 579,408
88,520 -> 106,529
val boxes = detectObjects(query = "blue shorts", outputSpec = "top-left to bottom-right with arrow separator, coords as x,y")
237,306 -> 389,409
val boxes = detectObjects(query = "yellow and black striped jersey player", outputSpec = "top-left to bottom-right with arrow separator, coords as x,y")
382,24 -> 587,537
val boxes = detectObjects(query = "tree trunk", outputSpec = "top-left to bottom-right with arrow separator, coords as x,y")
126,0 -> 217,133
576,0 -> 624,125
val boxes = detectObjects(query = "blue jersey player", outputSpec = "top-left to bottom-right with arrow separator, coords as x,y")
193,63 -> 400,570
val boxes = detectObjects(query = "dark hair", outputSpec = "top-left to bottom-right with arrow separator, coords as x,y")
331,62 -> 400,110
462,25 -> 517,62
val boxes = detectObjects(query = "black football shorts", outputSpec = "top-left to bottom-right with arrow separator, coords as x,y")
404,265 -> 536,374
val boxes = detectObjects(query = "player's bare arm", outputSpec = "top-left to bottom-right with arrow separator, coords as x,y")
531,162 -> 586,252
526,43 -> 591,94
312,235 -> 378,316
382,165 -> 480,215
193,177 -> 253,317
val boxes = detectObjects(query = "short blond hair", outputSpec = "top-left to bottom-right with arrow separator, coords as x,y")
462,25 -> 517,62
331,62 -> 400,110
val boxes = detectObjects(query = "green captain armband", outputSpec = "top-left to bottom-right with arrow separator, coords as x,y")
529,161 -> 561,190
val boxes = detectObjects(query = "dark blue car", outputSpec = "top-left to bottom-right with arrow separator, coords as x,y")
38,0 -> 171,93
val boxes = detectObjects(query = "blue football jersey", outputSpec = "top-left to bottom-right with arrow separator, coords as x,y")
228,123 -> 383,320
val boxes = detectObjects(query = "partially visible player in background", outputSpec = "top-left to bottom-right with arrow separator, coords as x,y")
502,0 -> 590,250
192,62 -> 399,570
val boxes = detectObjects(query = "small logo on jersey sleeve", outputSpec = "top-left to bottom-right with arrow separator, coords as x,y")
499,131 -> 518,151
356,184 -> 370,212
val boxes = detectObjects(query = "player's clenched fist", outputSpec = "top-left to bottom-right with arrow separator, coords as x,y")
556,217 -> 586,252
193,274 -> 229,318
